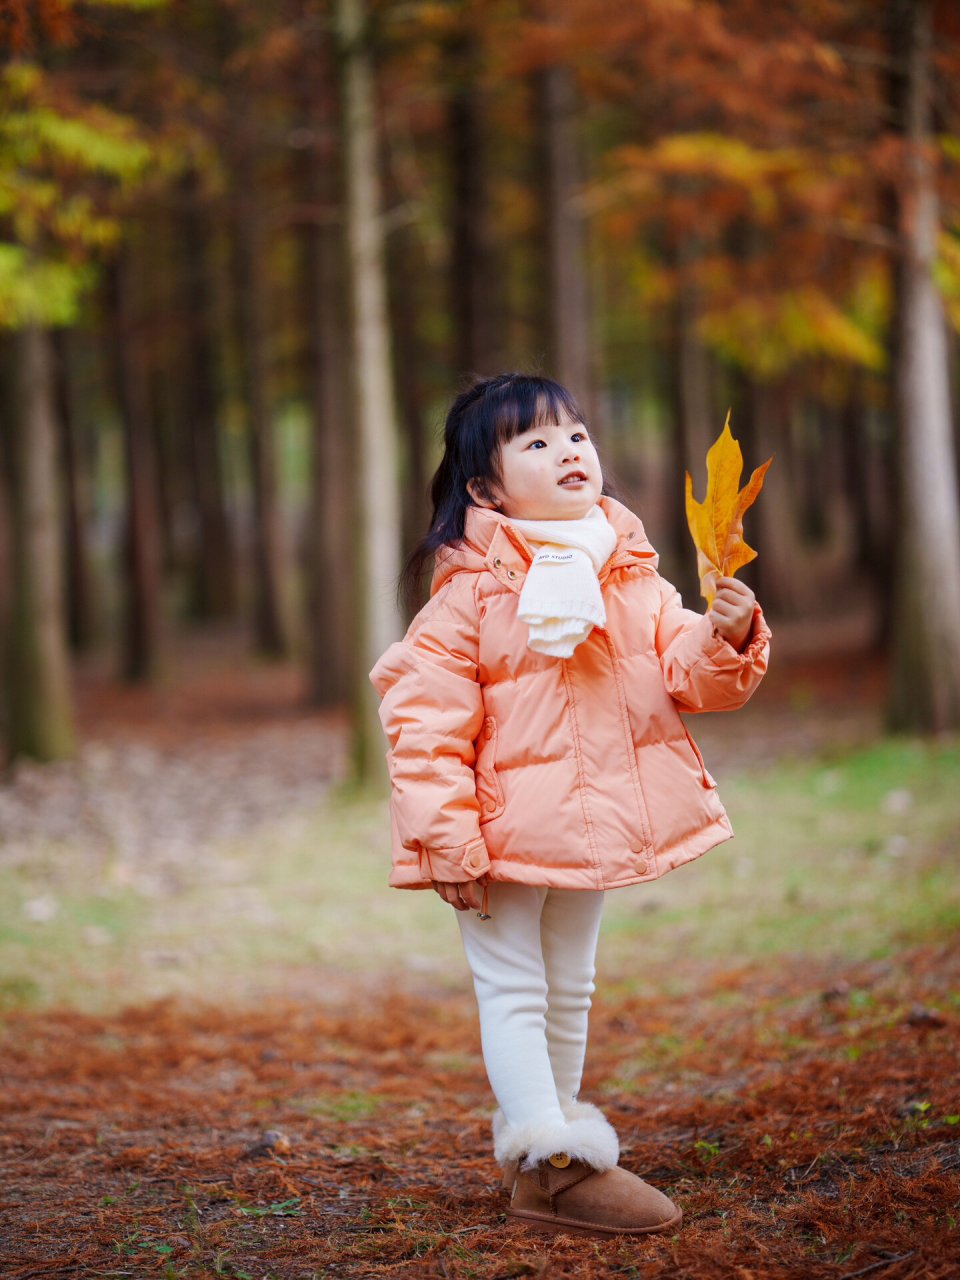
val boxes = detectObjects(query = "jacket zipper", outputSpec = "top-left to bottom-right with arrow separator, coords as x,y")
602,632 -> 654,859
560,659 -> 604,884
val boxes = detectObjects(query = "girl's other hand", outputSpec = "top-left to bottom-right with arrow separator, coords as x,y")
433,879 -> 485,911
708,577 -> 756,652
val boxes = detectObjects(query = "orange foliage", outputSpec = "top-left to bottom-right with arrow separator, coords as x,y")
1,943 -> 958,1277
523,0 -> 960,375
0,0 -> 75,50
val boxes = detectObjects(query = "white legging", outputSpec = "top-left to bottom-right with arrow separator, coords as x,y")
457,883 -> 605,1132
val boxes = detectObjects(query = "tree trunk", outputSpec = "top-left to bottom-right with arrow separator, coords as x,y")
389,224 -> 430,591
382,128 -> 430,580
949,324 -> 960,458
301,83 -> 353,708
446,27 -> 501,376
0,339 -> 11,750
840,380 -> 878,574
668,292 -> 714,604
5,325 -> 76,761
231,126 -> 290,658
138,212 -> 181,582
337,0 -> 404,783
108,246 -> 165,684
52,328 -> 98,652
840,380 -> 891,644
535,62 -> 594,418
887,0 -> 960,731
0,376 -> 9,752
744,379 -> 798,617
181,174 -> 237,620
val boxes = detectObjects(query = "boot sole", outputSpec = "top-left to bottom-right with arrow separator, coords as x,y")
506,1206 -> 682,1239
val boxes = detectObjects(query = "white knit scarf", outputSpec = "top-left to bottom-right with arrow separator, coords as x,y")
509,506 -> 618,657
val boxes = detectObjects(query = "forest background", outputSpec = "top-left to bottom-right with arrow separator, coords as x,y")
1,0 -> 960,763
1,2 -> 960,1277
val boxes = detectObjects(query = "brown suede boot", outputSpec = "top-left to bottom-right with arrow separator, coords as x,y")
506,1153 -> 681,1238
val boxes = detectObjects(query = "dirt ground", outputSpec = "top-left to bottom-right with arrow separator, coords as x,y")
1,943 -> 957,1280
1,623 -> 957,1279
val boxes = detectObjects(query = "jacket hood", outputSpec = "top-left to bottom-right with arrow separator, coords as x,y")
430,496 -> 659,597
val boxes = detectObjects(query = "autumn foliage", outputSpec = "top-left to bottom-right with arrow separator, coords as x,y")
0,0 -> 74,52
685,414 -> 772,606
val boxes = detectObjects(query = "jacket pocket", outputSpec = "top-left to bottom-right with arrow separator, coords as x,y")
683,726 -> 717,789
475,716 -> 505,823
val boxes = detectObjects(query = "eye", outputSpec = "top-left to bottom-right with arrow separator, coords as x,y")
527,439 -> 547,450
571,431 -> 588,443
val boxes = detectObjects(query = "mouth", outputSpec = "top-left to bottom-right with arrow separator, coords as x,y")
558,470 -> 588,486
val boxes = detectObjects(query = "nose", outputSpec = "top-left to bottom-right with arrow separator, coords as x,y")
560,443 -> 581,463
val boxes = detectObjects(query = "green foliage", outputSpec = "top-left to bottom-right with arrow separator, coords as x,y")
4,106 -> 151,176
0,244 -> 96,325
936,227 -> 960,332
0,58 -> 157,326
236,1198 -> 301,1218
694,1138 -> 722,1163
294,1091 -> 384,1122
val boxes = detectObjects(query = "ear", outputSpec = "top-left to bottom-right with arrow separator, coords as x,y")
467,477 -> 501,510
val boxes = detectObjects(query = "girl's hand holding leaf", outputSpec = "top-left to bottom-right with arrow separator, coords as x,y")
708,577 -> 756,652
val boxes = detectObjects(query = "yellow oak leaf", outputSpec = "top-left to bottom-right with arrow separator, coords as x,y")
685,411 -> 773,606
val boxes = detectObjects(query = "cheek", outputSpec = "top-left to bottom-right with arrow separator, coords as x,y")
518,458 -> 548,485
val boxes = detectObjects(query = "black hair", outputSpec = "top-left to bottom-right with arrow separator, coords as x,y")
400,372 -> 593,609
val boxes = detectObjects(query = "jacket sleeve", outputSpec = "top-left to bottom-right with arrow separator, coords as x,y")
369,575 -> 490,884
655,579 -> 771,713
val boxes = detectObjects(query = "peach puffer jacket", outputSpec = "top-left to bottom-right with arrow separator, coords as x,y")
370,496 -> 771,893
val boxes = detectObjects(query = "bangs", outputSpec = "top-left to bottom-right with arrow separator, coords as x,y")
488,377 -> 585,447
402,370 -> 602,605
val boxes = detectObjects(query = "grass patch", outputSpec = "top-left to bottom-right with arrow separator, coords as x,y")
0,736 -> 957,1011
293,1090 -> 384,1122
600,735 -> 960,985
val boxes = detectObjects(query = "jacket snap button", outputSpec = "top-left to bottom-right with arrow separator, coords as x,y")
548,1152 -> 572,1169
637,858 -> 649,875
507,569 -> 517,579
494,557 -> 502,568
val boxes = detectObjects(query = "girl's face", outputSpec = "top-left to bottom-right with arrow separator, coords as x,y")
471,415 -> 603,521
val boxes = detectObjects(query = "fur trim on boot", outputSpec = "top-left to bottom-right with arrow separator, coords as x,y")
492,1105 -> 619,1174
560,1099 -> 612,1128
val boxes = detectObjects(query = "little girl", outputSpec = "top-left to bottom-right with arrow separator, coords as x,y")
370,373 -> 771,1238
